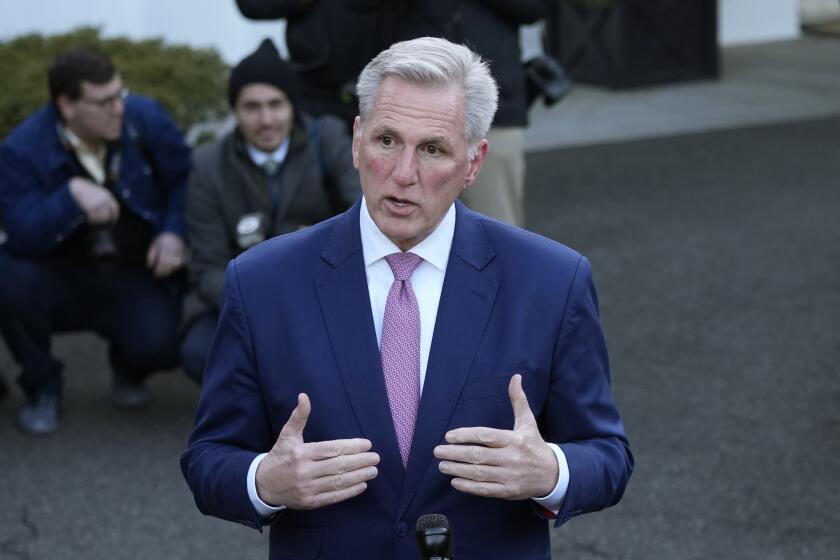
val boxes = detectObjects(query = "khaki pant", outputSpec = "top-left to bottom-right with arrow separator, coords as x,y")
460,127 -> 525,227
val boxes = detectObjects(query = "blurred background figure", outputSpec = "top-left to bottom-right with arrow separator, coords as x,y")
235,1 -> 551,226
180,39 -> 361,383
401,2 -> 549,227
0,46 -> 190,435
236,0 -> 383,130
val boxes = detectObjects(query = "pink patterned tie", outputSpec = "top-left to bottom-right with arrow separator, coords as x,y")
381,252 -> 423,466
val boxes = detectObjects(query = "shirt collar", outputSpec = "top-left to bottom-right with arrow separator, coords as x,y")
62,126 -> 106,158
359,196 -> 455,273
246,137 -> 290,167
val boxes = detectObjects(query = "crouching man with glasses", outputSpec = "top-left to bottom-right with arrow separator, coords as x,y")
0,46 -> 190,435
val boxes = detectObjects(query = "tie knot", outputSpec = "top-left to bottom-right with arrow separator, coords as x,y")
385,252 -> 423,281
262,159 -> 279,176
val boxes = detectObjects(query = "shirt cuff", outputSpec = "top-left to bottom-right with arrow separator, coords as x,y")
531,443 -> 570,514
247,453 -> 287,518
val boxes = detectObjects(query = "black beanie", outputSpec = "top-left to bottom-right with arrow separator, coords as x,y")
228,38 -> 300,107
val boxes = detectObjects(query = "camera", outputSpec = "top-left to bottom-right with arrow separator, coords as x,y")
524,54 -> 572,108
86,226 -> 119,260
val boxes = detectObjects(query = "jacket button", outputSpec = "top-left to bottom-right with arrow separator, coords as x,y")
394,522 -> 409,537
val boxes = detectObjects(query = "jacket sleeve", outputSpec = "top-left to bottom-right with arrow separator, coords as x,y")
318,116 -> 362,210
235,0 -> 315,19
543,256 -> 634,527
180,261 -> 274,531
186,154 -> 231,310
482,0 -> 547,24
132,99 -> 191,238
0,143 -> 87,257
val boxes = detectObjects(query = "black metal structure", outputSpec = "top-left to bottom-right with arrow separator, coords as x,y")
545,0 -> 719,88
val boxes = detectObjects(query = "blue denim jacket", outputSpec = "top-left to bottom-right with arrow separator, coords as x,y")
0,95 -> 190,257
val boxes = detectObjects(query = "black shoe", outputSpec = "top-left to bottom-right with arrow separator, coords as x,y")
0,374 -> 8,400
112,379 -> 148,408
18,394 -> 60,435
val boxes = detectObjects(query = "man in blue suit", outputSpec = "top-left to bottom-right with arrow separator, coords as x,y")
181,37 -> 632,559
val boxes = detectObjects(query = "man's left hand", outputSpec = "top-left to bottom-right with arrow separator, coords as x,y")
146,233 -> 186,278
434,374 -> 559,500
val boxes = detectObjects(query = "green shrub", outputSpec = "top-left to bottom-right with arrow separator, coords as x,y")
0,26 -> 228,142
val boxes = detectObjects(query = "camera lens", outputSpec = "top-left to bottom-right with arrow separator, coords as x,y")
87,227 -> 119,260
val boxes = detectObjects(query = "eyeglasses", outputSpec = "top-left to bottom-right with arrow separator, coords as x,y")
80,87 -> 129,110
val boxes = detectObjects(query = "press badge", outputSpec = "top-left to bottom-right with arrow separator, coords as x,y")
236,213 -> 267,249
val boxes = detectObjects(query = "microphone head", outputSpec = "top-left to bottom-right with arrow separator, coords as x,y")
416,513 -> 449,532
416,514 -> 451,559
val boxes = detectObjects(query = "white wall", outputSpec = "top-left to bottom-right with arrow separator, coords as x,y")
719,0 -> 800,45
0,0 -> 804,59
0,0 -> 286,63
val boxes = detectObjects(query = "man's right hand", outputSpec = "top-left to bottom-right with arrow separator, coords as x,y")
255,393 -> 380,510
68,177 -> 120,225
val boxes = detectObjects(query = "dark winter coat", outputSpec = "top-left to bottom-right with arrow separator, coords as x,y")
185,113 -> 360,314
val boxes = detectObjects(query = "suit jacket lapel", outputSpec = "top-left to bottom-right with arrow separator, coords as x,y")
315,201 -> 404,493
398,201 -> 499,517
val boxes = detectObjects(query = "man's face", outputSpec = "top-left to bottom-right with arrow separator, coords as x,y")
352,77 -> 487,251
58,77 -> 125,143
234,83 -> 294,153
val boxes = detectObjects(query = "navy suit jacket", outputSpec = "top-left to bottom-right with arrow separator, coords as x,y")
181,200 -> 633,559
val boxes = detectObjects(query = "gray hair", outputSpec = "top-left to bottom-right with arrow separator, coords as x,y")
355,36 -> 499,160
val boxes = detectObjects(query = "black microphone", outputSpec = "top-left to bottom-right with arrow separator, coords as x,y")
415,514 -> 452,560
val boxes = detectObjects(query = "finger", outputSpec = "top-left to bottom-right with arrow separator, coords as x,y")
146,240 -> 159,268
305,481 -> 370,510
158,245 -> 182,272
155,253 -> 179,277
444,427 -> 515,447
450,477 -> 509,499
307,438 -> 372,460
434,443 -> 504,466
93,198 -> 114,219
308,451 -> 380,478
279,393 -> 311,439
101,196 -> 119,223
438,460 -> 504,483
310,465 -> 378,495
509,374 -> 537,430
89,208 -> 106,224
107,196 -> 120,216
169,246 -> 185,267
153,260 -> 171,278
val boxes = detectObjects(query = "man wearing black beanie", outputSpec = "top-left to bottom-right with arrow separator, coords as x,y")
180,39 -> 361,383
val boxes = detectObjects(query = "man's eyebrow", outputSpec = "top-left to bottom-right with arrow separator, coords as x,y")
422,135 -> 452,146
369,123 -> 399,137
368,123 -> 453,147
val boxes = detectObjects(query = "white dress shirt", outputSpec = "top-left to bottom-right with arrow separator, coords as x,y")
64,128 -> 106,184
246,137 -> 290,169
247,198 -> 569,516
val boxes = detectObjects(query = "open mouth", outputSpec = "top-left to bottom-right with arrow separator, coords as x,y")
387,196 -> 414,207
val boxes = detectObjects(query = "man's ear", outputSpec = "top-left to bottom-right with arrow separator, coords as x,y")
351,116 -> 361,169
463,139 -> 489,190
55,95 -> 76,122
